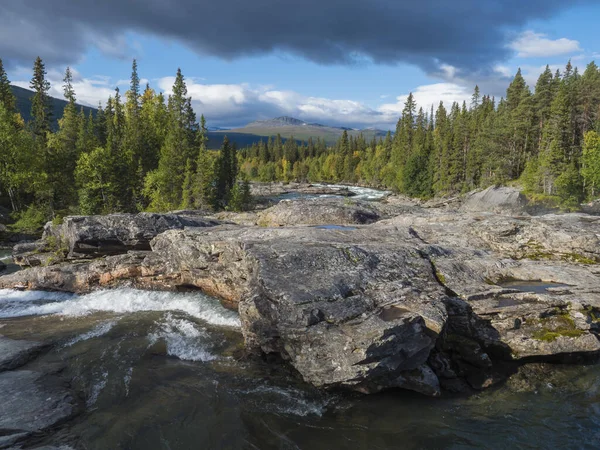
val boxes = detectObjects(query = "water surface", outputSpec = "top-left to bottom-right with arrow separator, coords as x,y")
0,248 -> 19,275
0,288 -> 599,449
499,280 -> 570,294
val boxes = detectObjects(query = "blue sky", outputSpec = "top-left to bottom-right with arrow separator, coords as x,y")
2,1 -> 599,129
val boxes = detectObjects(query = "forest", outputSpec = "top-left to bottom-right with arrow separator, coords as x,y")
2,57 -> 600,234
238,61 -> 600,207
0,58 -> 250,233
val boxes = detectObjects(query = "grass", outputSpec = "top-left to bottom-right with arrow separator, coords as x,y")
531,312 -> 586,342
519,239 -> 598,264
523,192 -> 581,212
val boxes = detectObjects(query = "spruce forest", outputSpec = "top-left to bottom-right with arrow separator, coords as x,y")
2,57 -> 600,234
239,61 -> 600,206
0,57 -> 250,233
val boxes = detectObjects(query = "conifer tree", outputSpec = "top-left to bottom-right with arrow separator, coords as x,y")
582,130 -> 600,198
0,58 -> 16,113
29,57 -> 52,140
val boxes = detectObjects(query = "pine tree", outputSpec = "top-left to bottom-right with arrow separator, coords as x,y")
534,65 -> 555,144
582,130 -> 600,198
578,62 -> 600,134
181,158 -> 195,209
216,136 -> 236,207
0,58 -> 16,113
390,93 -> 416,189
45,67 -> 81,212
29,57 -> 52,140
0,102 -> 36,211
123,59 -> 144,207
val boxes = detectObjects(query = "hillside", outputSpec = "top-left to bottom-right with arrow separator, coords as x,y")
10,87 -> 387,148
209,116 -> 389,147
11,85 -> 97,129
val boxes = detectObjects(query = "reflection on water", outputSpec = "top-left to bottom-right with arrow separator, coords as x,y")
499,280 -> 570,294
1,288 -> 599,449
313,225 -> 357,231
0,248 -> 20,275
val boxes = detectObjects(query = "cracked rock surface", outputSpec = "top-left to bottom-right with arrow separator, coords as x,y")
2,196 -> 600,396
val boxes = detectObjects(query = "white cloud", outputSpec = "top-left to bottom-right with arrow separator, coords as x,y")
157,76 -> 399,128
380,83 -> 472,115
10,67 -> 485,129
509,31 -> 581,58
12,67 -> 115,108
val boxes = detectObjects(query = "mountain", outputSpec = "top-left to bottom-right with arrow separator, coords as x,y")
207,115 -> 390,148
9,88 -> 387,149
11,85 -> 97,129
246,116 -> 307,128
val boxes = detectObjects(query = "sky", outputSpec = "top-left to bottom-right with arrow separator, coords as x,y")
1,0 -> 599,130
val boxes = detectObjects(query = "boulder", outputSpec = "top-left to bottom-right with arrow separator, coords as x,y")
0,337 -> 48,371
581,198 -> 600,215
0,370 -> 81,446
461,186 -> 529,215
0,251 -> 153,293
3,199 -> 600,396
147,225 -> 448,394
257,198 -> 384,226
39,212 -> 221,261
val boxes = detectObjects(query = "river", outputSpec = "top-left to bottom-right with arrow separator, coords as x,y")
271,184 -> 391,202
1,288 -> 599,449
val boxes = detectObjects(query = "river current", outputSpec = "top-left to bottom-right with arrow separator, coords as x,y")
1,287 -> 599,449
1,188 -> 600,449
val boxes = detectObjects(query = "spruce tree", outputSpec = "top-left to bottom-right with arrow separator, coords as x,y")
0,58 -> 16,113
29,57 -> 52,140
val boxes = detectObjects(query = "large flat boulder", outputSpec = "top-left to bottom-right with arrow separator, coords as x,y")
13,213 -> 221,267
256,198 -> 412,227
0,337 -> 48,371
3,199 -> 600,396
461,186 -> 529,215
147,225 -> 448,394
46,212 -> 221,259
0,370 -> 81,447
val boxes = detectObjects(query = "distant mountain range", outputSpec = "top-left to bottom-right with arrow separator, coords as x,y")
11,85 -> 97,129
209,116 -> 389,146
11,86 -> 389,148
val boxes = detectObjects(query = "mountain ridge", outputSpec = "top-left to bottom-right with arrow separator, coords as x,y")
219,115 -> 389,146
11,85 -> 97,129
10,85 -> 390,148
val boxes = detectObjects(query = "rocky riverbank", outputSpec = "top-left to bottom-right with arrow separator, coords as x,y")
1,186 -> 600,399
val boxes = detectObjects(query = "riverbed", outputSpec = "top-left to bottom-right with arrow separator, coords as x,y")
1,288 -> 599,449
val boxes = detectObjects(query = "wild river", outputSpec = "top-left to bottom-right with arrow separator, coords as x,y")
1,186 -> 600,449
1,286 -> 599,449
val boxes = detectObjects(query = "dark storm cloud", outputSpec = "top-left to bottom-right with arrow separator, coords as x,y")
0,0 -> 590,71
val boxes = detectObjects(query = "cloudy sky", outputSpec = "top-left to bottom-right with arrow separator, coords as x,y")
1,1 -> 599,129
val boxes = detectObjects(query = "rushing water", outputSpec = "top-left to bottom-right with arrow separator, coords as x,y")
1,288 -> 600,449
273,184 -> 390,202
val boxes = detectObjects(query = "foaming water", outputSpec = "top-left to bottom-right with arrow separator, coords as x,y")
2,287 -> 600,449
148,313 -> 217,362
0,288 -> 240,327
240,384 -> 334,417
65,320 -> 118,347
314,184 -> 390,201
273,184 -> 389,202
0,289 -> 74,303
87,371 -> 109,407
